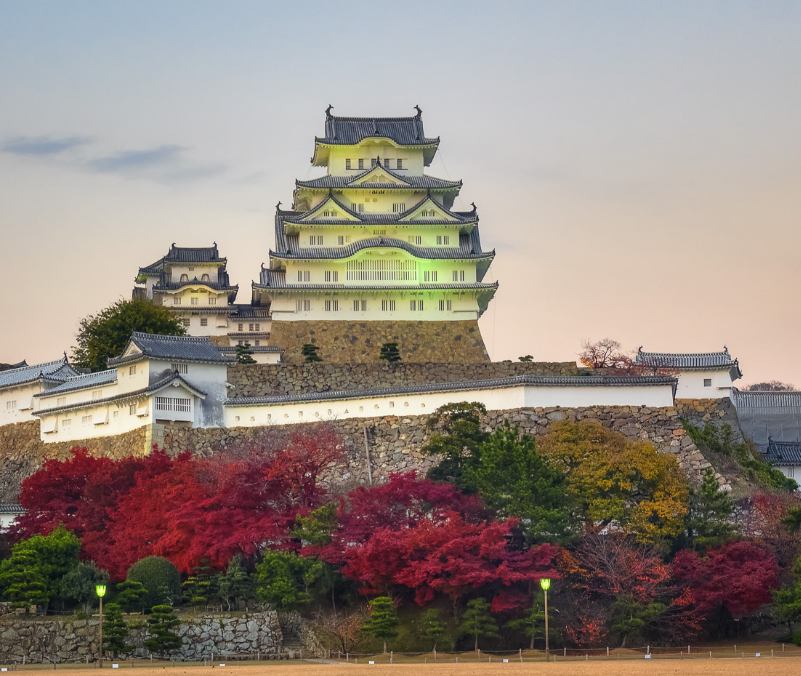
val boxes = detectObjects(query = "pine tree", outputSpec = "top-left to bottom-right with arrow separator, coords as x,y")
301,344 -> 322,363
0,549 -> 48,610
218,555 -> 254,611
236,343 -> 257,364
379,342 -> 401,363
115,580 -> 147,613
144,604 -> 183,656
460,598 -> 499,652
507,592 -> 555,649
687,468 -> 737,549
773,555 -> 801,645
420,608 -> 446,651
103,603 -> 133,657
363,596 -> 399,653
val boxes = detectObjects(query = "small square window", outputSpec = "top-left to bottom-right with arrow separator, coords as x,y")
703,379 -> 712,387
200,318 -> 208,327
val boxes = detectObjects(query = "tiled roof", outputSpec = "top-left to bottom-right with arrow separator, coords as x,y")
635,347 -> 741,374
0,504 -> 24,514
296,165 -> 460,190
139,244 -> 226,276
107,333 -> 234,366
271,235 -> 494,262
152,280 -> 239,292
317,114 -> 438,147
218,346 -> 284,354
763,438 -> 801,466
229,305 -> 271,319
35,372 -> 208,417
732,390 -> 801,409
0,361 -> 28,371
255,267 -> 499,292
36,369 -> 118,398
226,374 -> 677,407
0,356 -> 76,390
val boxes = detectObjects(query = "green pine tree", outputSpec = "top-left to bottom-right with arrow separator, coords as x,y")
103,603 -> 133,657
379,342 -> 401,363
420,608 -> 446,651
218,555 -> 254,611
463,421 -> 573,543
144,604 -> 183,656
507,592 -> 555,650
423,402 -> 489,489
236,343 -> 257,364
362,596 -> 399,653
115,580 -> 147,614
0,549 -> 48,610
610,593 -> 666,648
773,555 -> 801,645
293,503 -> 338,546
460,598 -> 499,652
255,550 -> 311,611
687,468 -> 737,549
301,344 -> 322,363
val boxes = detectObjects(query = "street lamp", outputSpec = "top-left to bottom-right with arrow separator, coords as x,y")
96,585 -> 106,668
540,578 -> 551,662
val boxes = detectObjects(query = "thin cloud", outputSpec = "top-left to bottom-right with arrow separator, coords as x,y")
87,145 -> 184,173
2,135 -> 91,156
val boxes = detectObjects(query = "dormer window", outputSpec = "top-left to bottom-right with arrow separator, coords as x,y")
180,274 -> 189,282
201,273 -> 210,282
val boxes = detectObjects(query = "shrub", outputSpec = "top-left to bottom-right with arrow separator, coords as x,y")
127,556 -> 181,610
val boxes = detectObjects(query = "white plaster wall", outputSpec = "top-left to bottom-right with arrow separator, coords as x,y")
294,225 -> 464,248
0,382 -> 43,424
327,145 -> 425,176
774,465 -> 799,488
167,264 -> 221,283
675,369 -> 735,399
0,512 -> 22,531
39,397 -> 153,443
148,360 -> 228,428
224,383 -> 675,428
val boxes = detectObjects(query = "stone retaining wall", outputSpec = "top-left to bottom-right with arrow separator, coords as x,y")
0,610 -> 323,664
269,319 -> 490,364
227,360 -> 579,398
675,398 -> 746,444
0,421 -> 150,503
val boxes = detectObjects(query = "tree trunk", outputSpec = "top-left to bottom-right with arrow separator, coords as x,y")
530,634 -> 534,650
383,640 -> 387,654
475,635 -> 478,652
332,587 -> 336,615
620,634 -> 627,648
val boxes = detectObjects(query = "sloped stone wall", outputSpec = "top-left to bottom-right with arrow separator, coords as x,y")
0,610 -> 324,664
269,319 -> 491,365
227,360 -> 579,398
0,421 -> 149,503
675,398 -> 745,444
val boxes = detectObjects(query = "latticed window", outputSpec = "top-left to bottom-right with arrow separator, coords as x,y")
171,363 -> 188,374
347,259 -> 417,281
381,300 -> 396,312
155,397 -> 191,413
324,300 -> 339,312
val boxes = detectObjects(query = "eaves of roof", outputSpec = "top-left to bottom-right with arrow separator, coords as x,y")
35,369 -> 118,398
34,372 -> 208,417
225,374 -> 678,407
253,281 -> 499,292
270,237 -> 494,262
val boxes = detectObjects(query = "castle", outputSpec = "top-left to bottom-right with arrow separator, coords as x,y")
2,107 -> 774,491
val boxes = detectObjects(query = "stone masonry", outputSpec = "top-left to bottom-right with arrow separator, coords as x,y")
227,360 -> 578,398
269,319 -> 491,364
0,610 -> 323,664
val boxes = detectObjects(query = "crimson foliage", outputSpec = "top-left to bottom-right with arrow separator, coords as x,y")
15,427 -> 344,579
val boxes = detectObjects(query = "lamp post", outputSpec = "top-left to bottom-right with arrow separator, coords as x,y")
96,585 -> 106,668
540,578 -> 551,663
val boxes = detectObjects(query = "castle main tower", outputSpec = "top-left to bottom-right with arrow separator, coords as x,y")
253,107 -> 497,363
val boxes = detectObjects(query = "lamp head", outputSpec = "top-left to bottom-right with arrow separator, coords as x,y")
95,584 -> 107,597
540,578 -> 551,591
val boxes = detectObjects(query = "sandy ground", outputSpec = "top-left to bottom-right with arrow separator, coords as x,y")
9,659 -> 801,676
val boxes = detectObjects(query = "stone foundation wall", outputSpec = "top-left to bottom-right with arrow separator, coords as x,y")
227,360 -> 579,398
0,610 -> 324,664
159,405 -> 724,490
269,319 -> 490,364
675,398 -> 746,444
0,421 -> 150,503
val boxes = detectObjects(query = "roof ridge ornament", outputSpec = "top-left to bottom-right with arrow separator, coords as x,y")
325,104 -> 334,120
276,201 -> 282,211
414,104 -> 422,120
471,202 -> 477,213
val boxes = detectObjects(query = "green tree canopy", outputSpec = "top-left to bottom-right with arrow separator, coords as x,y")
362,596 -> 399,653
103,603 -> 133,657
507,591 -> 555,649
420,608 -> 446,651
127,556 -> 182,609
460,598 -> 499,652
0,549 -> 48,609
686,468 -> 737,550
255,550 -> 312,611
115,580 -> 147,614
301,344 -> 322,363
235,343 -> 257,364
773,555 -> 801,645
61,561 -> 109,614
218,555 -> 254,611
610,593 -> 666,648
423,402 -> 489,489
379,343 -> 401,363
463,421 -> 573,543
144,604 -> 183,656
72,298 -> 185,371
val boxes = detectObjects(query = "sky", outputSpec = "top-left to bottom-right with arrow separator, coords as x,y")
1,1 -> 799,386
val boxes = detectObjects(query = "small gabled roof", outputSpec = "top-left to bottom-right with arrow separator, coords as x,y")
763,438 -> 801,466
0,504 -> 24,514
36,369 -> 118,398
296,163 -> 461,191
0,356 -> 77,391
635,347 -> 742,377
139,243 -> 226,276
107,332 -> 234,367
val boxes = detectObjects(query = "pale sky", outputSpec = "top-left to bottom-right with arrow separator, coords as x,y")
1,1 -> 799,386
